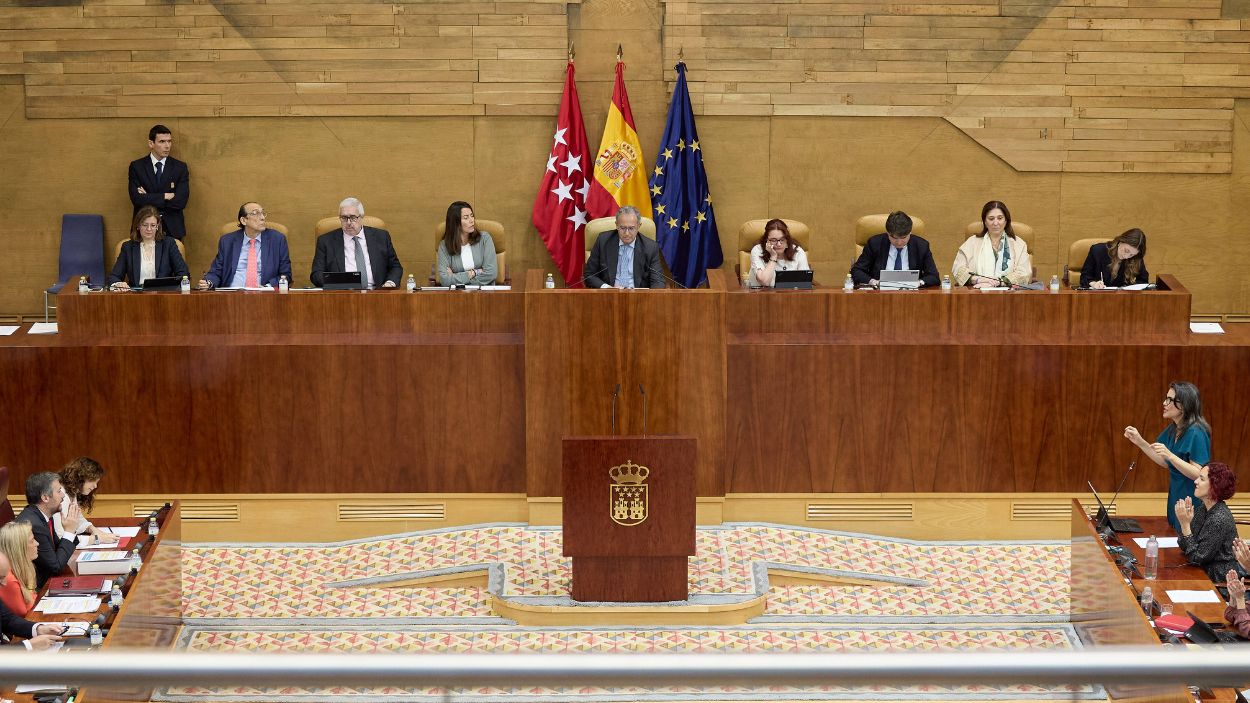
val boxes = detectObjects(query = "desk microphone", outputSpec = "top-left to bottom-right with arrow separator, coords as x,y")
575,265 -> 610,288
646,259 -> 689,289
610,383 -> 621,434
638,383 -> 649,436
1107,460 -> 1136,516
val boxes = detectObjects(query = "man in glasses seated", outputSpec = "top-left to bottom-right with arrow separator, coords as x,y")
310,197 -> 403,289
199,201 -> 293,289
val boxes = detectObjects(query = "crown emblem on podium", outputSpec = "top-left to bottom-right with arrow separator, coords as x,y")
609,460 -> 649,485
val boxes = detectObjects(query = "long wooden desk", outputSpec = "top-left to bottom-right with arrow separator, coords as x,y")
0,272 -> 1247,499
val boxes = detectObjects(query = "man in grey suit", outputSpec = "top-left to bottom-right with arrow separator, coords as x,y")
310,197 -> 404,289
584,206 -> 667,289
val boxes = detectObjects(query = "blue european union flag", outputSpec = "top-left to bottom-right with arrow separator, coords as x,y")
649,62 -> 722,289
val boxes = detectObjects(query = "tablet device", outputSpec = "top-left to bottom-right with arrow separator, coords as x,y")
140,276 -> 182,291
322,271 -> 363,290
774,269 -> 813,290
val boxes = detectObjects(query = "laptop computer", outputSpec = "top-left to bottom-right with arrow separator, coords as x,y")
878,269 -> 921,289
322,271 -> 363,290
1185,610 -> 1243,644
1086,481 -> 1142,533
774,270 -> 813,290
140,276 -> 182,291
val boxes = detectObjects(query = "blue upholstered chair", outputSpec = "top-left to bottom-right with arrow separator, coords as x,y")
45,214 -> 105,322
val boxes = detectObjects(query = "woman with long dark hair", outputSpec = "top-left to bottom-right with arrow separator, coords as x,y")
952,200 -> 1033,287
1080,228 -> 1148,288
1124,381 -> 1212,533
436,201 -> 497,286
749,219 -> 809,288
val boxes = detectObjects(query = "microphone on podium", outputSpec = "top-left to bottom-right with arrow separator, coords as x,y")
610,383 -> 622,434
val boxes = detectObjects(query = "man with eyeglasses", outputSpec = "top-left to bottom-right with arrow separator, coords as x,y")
584,205 -> 667,289
850,210 -> 940,288
310,197 -> 403,289
199,202 -> 293,289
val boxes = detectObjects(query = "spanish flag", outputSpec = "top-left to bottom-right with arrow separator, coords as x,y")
587,59 -> 652,221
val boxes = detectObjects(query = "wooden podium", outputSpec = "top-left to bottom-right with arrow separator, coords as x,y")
562,436 -> 696,602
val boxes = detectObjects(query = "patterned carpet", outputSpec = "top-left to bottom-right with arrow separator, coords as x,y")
163,523 -> 1087,702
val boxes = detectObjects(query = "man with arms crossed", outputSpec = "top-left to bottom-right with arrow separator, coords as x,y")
128,124 -> 190,240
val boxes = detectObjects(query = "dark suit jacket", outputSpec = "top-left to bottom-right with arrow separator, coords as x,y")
1080,242 -> 1149,287
16,504 -> 74,590
204,229 -> 293,288
850,233 -> 941,287
128,156 -> 190,239
584,231 -> 667,289
107,238 -> 190,286
310,226 -> 404,288
0,599 -> 35,642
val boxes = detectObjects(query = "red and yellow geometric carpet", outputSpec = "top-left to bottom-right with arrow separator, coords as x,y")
161,523 -> 1089,702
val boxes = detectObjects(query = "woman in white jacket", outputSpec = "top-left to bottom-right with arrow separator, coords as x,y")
952,200 -> 1033,287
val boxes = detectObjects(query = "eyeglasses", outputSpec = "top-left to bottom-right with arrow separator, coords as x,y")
1163,396 -> 1177,406
245,210 -> 265,218
618,226 -> 640,233
766,238 -> 786,245
139,223 -> 160,230
339,215 -> 362,223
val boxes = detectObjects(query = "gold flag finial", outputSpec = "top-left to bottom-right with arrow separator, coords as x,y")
677,46 -> 684,62
616,44 -> 623,62
568,43 -> 575,63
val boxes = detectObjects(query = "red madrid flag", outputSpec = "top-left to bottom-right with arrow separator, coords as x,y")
532,61 -> 591,287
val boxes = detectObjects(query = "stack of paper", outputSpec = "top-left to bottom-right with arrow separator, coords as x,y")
33,596 -> 101,614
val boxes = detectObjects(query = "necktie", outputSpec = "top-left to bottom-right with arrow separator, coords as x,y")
353,236 -> 368,289
155,160 -> 163,184
893,248 -> 903,270
245,238 -> 259,288
47,516 -> 55,542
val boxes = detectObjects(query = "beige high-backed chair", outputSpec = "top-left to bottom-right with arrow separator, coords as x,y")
854,214 -> 926,263
218,221 -> 289,237
432,218 -> 507,283
1065,237 -> 1104,287
736,219 -> 811,280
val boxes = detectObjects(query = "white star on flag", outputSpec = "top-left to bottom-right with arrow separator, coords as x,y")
551,180 -> 573,203
575,179 -> 589,200
546,154 -> 557,173
567,208 -> 588,230
553,128 -> 567,147
561,153 -> 582,176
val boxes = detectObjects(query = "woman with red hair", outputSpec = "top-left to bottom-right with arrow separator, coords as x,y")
1175,462 -> 1237,583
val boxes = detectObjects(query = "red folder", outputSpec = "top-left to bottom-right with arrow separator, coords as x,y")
46,574 -> 110,596
1155,613 -> 1195,634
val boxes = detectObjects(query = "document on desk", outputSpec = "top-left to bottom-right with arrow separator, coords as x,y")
100,526 -> 141,538
28,322 -> 58,334
1165,589 -> 1220,603
1134,536 -> 1179,548
16,684 -> 69,693
1190,322 -> 1225,334
33,596 -> 102,614
0,325 -> 17,336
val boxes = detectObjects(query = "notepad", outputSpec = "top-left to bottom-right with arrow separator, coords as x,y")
28,322 -> 58,334
1134,536 -> 1179,548
0,325 -> 17,336
99,526 -> 141,538
1165,589 -> 1220,603
1190,322 -> 1225,334
33,596 -> 101,614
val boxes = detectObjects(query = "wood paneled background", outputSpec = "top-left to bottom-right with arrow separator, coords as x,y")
2,0 -> 1249,315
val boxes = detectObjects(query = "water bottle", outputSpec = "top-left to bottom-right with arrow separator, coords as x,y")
88,623 -> 103,646
843,273 -> 854,292
406,274 -> 416,293
109,583 -> 123,608
1145,534 -> 1159,580
545,273 -> 555,289
130,548 -> 142,572
147,511 -> 159,537
278,275 -> 288,294
78,276 -> 89,294
180,275 -> 190,294
941,275 -> 951,292
741,273 -> 750,291
1140,585 -> 1153,614
1049,274 -> 1060,292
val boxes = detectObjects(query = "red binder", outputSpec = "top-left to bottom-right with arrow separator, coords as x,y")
46,574 -> 109,596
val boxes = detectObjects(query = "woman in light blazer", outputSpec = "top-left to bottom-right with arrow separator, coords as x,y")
436,201 -> 497,286
952,200 -> 1032,287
